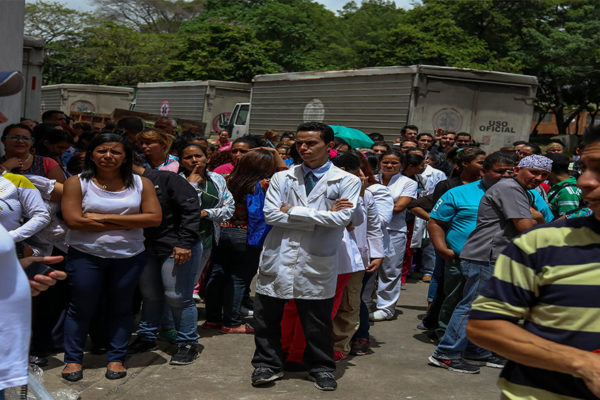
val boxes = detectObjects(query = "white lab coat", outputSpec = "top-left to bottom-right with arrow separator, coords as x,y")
256,164 -> 362,300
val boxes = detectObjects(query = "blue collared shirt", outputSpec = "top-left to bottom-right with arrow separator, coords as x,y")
301,160 -> 332,182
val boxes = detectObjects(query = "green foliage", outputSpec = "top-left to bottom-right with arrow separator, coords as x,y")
23,0 -> 600,135
168,18 -> 280,81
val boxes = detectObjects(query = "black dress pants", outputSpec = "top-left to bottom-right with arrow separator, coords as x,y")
252,293 -> 335,374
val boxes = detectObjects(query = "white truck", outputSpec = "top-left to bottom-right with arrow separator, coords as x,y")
133,80 -> 251,137
230,65 -> 538,151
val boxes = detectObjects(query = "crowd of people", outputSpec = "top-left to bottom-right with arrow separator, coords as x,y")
2,98 -> 600,398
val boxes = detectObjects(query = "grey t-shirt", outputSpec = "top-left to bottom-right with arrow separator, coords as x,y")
460,178 -> 532,263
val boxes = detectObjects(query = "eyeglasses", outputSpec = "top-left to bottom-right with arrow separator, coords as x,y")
5,135 -> 34,142
492,169 -> 515,174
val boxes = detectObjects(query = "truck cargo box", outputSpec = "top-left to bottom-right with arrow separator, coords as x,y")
41,84 -> 134,116
134,80 -> 250,137
248,65 -> 537,151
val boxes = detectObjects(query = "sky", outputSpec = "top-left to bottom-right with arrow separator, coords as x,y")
33,0 -> 415,13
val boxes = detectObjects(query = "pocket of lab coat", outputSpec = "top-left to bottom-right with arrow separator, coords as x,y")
258,248 -> 279,276
303,253 -> 335,278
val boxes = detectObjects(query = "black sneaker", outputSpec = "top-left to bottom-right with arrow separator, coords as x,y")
428,355 -> 480,374
251,367 -> 283,386
464,354 -> 507,369
127,337 -> 157,354
350,338 -> 371,356
170,344 -> 199,365
308,371 -> 337,391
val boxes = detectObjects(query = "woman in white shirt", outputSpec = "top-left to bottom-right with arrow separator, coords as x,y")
371,149 -> 418,321
61,133 -> 161,382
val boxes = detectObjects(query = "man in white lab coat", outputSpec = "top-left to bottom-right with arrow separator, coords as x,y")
250,122 -> 362,391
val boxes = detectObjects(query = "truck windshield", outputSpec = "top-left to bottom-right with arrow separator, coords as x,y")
235,104 -> 249,125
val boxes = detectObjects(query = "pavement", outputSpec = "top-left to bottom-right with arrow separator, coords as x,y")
37,278 -> 501,400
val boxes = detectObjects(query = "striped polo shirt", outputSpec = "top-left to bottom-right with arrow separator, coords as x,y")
471,216 -> 600,400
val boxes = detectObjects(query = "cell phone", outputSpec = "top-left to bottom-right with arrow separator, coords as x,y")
25,262 -> 55,280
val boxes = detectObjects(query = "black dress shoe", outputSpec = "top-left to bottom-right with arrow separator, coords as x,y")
61,370 -> 83,382
105,369 -> 127,380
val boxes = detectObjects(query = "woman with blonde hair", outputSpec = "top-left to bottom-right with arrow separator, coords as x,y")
136,128 -> 179,172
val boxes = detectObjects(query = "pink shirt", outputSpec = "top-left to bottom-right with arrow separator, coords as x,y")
213,162 -> 234,175
218,142 -> 232,152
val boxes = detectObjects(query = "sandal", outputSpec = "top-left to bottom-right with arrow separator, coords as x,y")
220,323 -> 255,334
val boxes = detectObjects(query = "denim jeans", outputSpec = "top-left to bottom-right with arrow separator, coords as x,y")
205,227 -> 260,327
433,259 -> 494,360
64,248 -> 146,363
137,242 -> 202,345
420,239 -> 436,276
427,253 -> 444,303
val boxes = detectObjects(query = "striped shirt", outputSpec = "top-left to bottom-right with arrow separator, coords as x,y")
471,216 -> 600,400
547,176 -> 582,218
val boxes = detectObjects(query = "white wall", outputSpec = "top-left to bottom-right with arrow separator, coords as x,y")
0,0 -> 25,141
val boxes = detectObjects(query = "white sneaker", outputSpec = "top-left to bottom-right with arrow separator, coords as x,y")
240,306 -> 254,316
369,310 -> 392,321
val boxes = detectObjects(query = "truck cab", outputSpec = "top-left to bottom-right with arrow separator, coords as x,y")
227,102 -> 249,140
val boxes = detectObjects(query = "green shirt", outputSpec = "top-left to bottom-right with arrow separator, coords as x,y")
547,176 -> 582,218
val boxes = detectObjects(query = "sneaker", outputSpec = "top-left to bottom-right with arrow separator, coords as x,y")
308,371 -> 337,391
350,338 -> 371,356
169,344 -> 199,365
369,310 -> 392,321
158,329 -> 178,344
428,355 -> 480,374
417,321 -> 428,330
240,306 -> 254,316
333,350 -> 346,362
422,274 -> 432,282
251,367 -> 283,386
464,354 -> 507,369
127,337 -> 157,354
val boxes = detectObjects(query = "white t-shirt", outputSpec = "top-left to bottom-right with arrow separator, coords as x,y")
0,224 -> 31,391
376,173 -> 418,232
66,174 -> 145,258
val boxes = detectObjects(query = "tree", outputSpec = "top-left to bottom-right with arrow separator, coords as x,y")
25,0 -> 94,44
93,0 -> 205,33
515,0 -> 600,135
81,22 -> 176,85
167,18 -> 280,82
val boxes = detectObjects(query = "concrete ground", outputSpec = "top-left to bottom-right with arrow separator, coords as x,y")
37,279 -> 500,400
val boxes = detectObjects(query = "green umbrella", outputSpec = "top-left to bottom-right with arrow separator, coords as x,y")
329,125 -> 374,149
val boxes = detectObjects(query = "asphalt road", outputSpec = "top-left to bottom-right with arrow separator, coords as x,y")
37,278 -> 501,400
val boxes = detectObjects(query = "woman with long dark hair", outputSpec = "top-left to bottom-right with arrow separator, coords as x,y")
177,142 -> 234,298
204,148 -> 286,333
61,133 -> 161,382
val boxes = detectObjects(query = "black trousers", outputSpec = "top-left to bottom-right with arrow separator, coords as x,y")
251,293 -> 335,374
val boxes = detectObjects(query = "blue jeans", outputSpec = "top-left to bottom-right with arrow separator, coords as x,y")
64,248 -> 146,364
205,227 -> 260,327
420,239 -> 436,276
427,253 -> 444,302
433,259 -> 494,360
137,242 -> 202,345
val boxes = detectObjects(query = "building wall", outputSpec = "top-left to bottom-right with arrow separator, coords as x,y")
0,0 -> 25,138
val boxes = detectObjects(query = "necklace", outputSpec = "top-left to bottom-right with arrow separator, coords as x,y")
18,154 -> 32,169
94,177 -> 111,190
